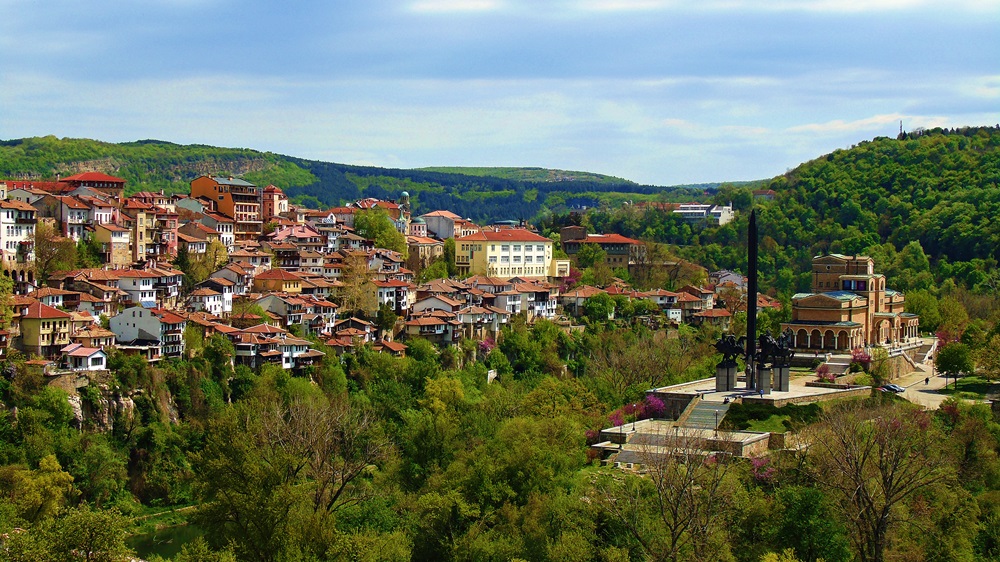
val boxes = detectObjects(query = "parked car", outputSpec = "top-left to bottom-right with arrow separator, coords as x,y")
880,383 -> 905,393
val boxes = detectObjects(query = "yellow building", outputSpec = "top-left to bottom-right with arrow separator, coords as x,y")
121,200 -> 156,262
455,228 -> 569,280
19,301 -> 71,359
782,254 -> 920,351
252,268 -> 303,294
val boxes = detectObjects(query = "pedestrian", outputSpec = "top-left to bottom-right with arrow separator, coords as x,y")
925,377 -> 929,385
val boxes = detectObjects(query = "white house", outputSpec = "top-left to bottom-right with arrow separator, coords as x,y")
110,306 -> 187,358
61,343 -> 107,371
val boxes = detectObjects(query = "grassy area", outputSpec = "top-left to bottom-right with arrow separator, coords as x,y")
745,414 -> 792,433
721,401 -> 822,432
938,375 -> 999,400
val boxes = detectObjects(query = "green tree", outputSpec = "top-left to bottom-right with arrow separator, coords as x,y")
375,302 -> 397,338
937,342 -> 973,388
339,252 -> 377,318
354,208 -> 406,255
583,292 -> 614,324
443,238 -> 457,277
75,233 -> 103,269
575,243 -> 607,269
809,402 -> 952,562
975,335 -> 1000,382
33,222 -> 76,286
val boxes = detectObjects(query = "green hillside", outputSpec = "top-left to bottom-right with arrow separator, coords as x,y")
573,126 -> 1000,302
415,166 -> 635,184
0,136 -> 709,222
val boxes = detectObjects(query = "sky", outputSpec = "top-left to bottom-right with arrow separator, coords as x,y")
1,0 -> 997,186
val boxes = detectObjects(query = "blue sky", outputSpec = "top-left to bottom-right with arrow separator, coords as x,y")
1,0 -> 997,186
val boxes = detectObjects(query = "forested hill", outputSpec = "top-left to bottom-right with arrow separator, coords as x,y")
762,126 -> 1000,265
0,136 -> 717,222
573,126 -> 1000,299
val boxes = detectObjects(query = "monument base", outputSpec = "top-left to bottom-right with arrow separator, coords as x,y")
715,364 -> 737,392
756,367 -> 772,395
774,366 -> 790,392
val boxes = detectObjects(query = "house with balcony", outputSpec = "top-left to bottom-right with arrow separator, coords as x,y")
200,211 -> 236,251
110,306 -> 187,359
198,277 -> 235,315
31,195 -> 92,242
147,265 -> 185,309
404,314 -> 461,346
188,288 -> 225,316
210,263 -> 252,296
373,279 -> 413,315
93,223 -> 132,267
120,199 -> 156,262
190,176 -> 262,242
115,270 -> 160,308
77,195 -> 116,225
17,302 -> 72,359
0,199 -> 37,292
71,325 -> 116,349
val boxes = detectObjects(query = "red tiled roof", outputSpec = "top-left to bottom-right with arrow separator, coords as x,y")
61,172 -> 125,183
23,301 -> 71,319
255,269 -> 302,281
585,233 -> 641,245
457,228 -> 549,243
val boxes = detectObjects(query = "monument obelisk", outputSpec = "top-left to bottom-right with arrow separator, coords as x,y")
746,209 -> 758,390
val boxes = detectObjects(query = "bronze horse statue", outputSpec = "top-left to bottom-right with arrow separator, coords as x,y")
714,334 -> 747,365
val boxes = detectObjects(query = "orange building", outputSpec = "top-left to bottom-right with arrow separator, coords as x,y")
782,254 -> 919,351
190,176 -> 261,242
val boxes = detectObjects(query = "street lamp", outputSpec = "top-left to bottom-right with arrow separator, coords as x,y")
714,410 -> 719,436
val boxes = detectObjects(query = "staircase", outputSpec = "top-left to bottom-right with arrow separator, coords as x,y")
683,401 -> 730,430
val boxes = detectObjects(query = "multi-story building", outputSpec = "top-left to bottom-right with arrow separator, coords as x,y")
200,212 -> 236,251
60,172 -> 126,199
253,268 -> 303,294
31,195 -> 91,242
454,228 -> 569,281
560,227 -> 645,269
18,302 -> 72,358
93,223 -> 132,268
110,306 -> 186,359
116,270 -> 160,307
782,254 -> 920,351
120,199 -> 156,262
673,203 -> 734,226
190,176 -> 262,242
0,200 -> 37,284
260,184 -> 289,222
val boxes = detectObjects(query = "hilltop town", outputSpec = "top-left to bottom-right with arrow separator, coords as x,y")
0,172 -> 755,374
3,128 -> 1000,562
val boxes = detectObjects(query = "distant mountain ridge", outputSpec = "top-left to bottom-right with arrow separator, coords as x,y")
0,136 -> 727,222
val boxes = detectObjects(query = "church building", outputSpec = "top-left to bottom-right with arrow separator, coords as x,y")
781,254 -> 920,351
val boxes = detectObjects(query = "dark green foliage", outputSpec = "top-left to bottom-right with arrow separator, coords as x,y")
721,401 -> 822,431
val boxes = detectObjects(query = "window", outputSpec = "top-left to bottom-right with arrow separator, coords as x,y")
501,256 -> 509,263
513,245 -> 521,251
488,256 -> 497,263
513,256 -> 521,263
501,245 -> 509,252
537,245 -> 545,251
